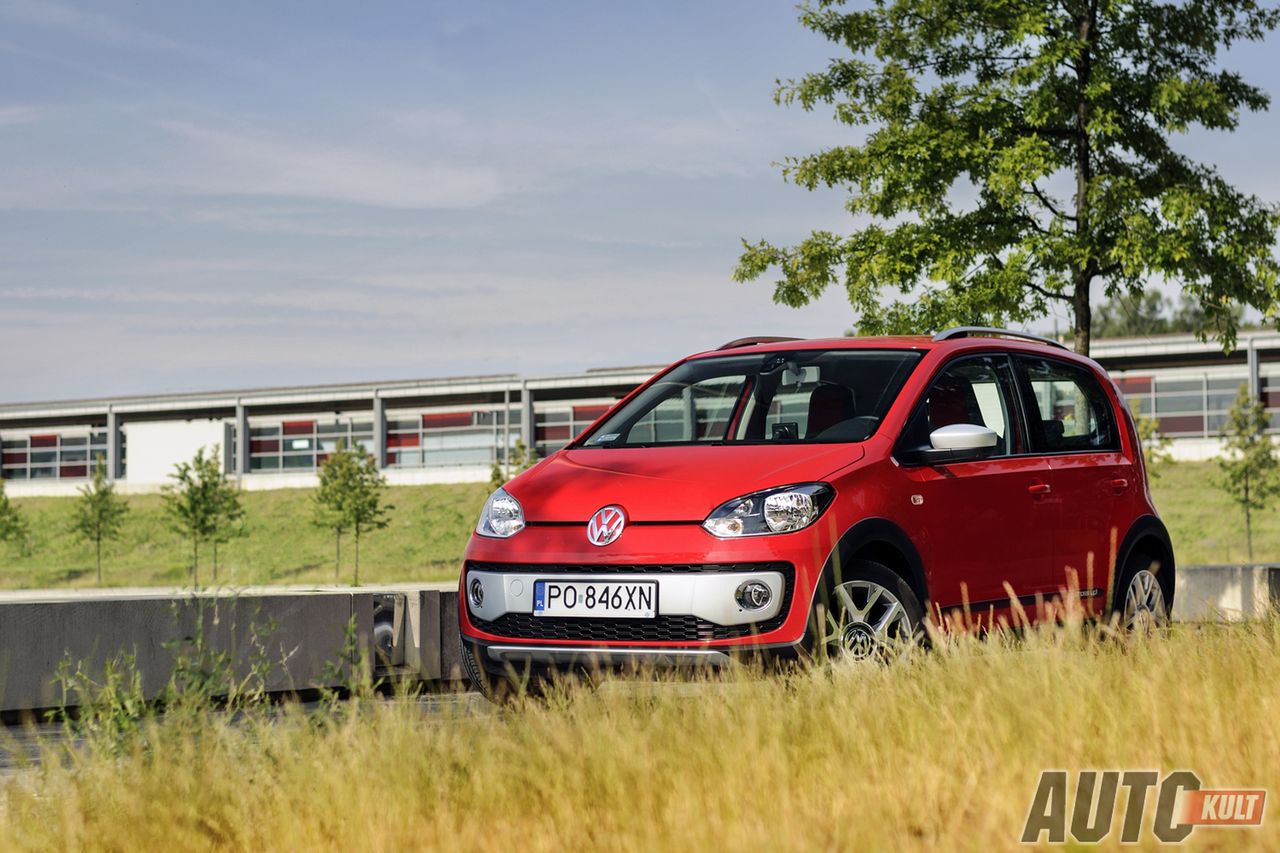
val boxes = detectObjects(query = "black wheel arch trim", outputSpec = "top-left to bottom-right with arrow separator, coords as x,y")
1112,514 -> 1176,612
810,517 -> 930,616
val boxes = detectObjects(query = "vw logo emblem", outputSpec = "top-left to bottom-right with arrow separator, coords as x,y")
586,505 -> 627,547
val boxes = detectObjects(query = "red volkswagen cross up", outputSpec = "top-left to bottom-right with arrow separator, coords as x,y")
459,328 -> 1175,698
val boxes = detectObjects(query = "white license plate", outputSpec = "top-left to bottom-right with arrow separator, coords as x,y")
533,580 -> 657,619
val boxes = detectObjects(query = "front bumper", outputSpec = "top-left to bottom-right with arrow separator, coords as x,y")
458,521 -> 834,650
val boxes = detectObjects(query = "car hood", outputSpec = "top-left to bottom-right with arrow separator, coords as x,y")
509,444 -> 864,522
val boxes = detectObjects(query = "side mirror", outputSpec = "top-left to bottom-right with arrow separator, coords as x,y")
901,423 -> 999,466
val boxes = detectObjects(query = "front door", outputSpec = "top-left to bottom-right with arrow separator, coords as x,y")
896,354 -> 1055,624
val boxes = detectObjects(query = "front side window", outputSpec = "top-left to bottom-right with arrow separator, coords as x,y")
1016,357 -> 1120,452
897,355 -> 1020,457
578,350 -> 922,448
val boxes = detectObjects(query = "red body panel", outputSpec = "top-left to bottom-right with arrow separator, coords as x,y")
459,334 -> 1165,651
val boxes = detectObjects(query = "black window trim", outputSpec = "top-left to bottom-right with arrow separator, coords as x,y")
891,351 -> 1029,464
1008,353 -> 1123,458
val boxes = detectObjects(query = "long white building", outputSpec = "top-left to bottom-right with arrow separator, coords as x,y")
3,332 -> 1277,497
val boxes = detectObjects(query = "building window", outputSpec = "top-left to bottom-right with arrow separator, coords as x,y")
248,418 -> 373,473
386,409 -> 513,469
533,403 -> 613,458
1,430 -> 108,480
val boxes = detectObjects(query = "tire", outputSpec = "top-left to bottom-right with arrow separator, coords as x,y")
808,558 -> 926,662
1111,549 -> 1173,631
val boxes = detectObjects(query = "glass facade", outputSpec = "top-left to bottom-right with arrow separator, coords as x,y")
1114,371 -> 1252,437
1,430 -> 110,480
534,404 -> 611,459
248,418 -> 374,473
386,409 -> 519,469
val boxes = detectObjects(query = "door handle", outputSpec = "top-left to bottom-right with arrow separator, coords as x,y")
1110,477 -> 1129,494
1028,483 -> 1051,496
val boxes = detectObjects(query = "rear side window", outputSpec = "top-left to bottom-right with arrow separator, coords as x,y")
1016,357 -> 1120,453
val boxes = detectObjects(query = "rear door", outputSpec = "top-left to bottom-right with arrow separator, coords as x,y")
895,354 -> 1055,621
1013,355 -> 1132,610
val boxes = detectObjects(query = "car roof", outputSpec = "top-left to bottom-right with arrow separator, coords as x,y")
687,332 -> 1081,361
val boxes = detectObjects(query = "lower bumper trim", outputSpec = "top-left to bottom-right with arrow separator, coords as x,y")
484,644 -> 734,668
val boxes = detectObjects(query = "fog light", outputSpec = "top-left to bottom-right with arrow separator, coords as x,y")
736,580 -> 772,611
468,578 -> 484,609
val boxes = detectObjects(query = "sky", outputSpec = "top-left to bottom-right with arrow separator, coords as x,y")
3,1 -> 1279,402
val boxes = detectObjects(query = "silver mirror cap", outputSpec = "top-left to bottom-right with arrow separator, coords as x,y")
929,423 -> 998,451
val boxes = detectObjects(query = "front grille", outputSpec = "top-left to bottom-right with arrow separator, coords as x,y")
467,562 -> 795,643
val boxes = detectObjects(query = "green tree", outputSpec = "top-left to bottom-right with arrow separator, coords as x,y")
162,445 -> 243,586
735,0 -> 1280,356
72,459 -> 130,584
1094,290 -> 1169,339
0,477 -> 30,555
208,472 -> 246,583
1218,384 -> 1279,561
313,443 -> 392,585
1171,290 -> 1248,335
1130,400 -> 1172,480
487,438 -> 539,491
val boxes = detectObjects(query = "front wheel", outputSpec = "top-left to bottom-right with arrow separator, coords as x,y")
812,559 -> 925,662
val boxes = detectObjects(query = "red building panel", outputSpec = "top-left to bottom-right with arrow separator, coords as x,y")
30,434 -> 57,448
282,420 -> 315,435
422,412 -> 473,428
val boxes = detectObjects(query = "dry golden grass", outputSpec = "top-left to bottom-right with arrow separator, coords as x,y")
3,618 -> 1279,851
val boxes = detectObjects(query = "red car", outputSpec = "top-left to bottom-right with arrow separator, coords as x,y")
459,328 -> 1175,698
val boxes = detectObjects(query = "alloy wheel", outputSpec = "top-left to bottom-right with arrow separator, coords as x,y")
828,579 -> 915,660
1123,568 -> 1168,631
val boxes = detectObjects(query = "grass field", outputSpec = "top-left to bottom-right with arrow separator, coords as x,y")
0,483 -> 489,589
2,618 -> 1277,850
0,459 -> 1272,589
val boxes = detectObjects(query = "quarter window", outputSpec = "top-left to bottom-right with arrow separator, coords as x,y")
1016,357 -> 1119,453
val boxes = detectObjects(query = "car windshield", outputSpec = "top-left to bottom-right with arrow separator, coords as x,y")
577,349 -> 922,448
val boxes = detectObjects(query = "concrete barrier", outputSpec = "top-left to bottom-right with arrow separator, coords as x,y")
1173,565 -> 1280,621
0,584 -> 462,717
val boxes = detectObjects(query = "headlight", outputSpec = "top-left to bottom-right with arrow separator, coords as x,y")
702,483 -> 834,538
476,487 -> 526,538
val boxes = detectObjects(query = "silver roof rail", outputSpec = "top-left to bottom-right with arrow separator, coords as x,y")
716,336 -> 803,351
932,326 -> 1068,351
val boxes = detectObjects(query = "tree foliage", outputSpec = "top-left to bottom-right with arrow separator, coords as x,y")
313,443 -> 392,586
735,0 -> 1280,355
1129,400 -> 1173,479
487,438 -> 540,492
162,445 -> 244,586
0,477 -> 30,555
72,459 -> 130,584
1217,384 -> 1279,561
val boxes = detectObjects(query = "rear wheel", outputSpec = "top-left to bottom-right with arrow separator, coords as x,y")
813,559 -> 925,662
1113,553 -> 1172,632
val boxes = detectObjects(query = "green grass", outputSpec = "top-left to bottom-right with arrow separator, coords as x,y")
0,458 -> 1271,590
0,483 -> 489,589
1149,460 -> 1280,565
3,619 -> 1279,850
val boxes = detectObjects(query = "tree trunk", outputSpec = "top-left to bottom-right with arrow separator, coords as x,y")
96,534 -> 103,585
1245,471 -> 1254,562
1071,0 -> 1097,358
335,529 -> 342,580
353,524 -> 360,587
213,539 -> 219,583
192,532 -> 199,588
1073,277 -> 1093,357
